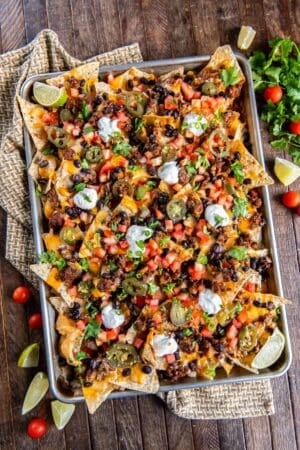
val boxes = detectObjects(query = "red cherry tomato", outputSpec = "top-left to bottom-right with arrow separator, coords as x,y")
263,85 -> 283,103
289,121 -> 300,135
27,418 -> 47,439
28,313 -> 42,329
282,191 -> 300,209
12,286 -> 31,304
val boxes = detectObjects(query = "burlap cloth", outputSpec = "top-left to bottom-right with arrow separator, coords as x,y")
0,29 -> 274,419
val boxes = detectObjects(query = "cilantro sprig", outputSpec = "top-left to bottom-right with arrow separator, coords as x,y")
39,250 -> 66,270
221,66 -> 240,87
249,37 -> 300,163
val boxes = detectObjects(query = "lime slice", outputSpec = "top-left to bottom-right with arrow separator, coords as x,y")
251,327 -> 285,370
274,157 -> 300,186
51,400 -> 76,430
33,82 -> 67,107
237,26 -> 256,50
22,371 -> 49,414
18,343 -> 40,368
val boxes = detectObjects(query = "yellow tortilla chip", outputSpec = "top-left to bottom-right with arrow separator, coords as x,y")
218,271 -> 253,304
109,67 -> 153,91
30,263 -> 74,305
49,296 -> 69,314
159,67 -> 184,82
231,140 -> 273,188
203,45 -> 245,85
141,331 -> 168,371
239,291 -> 291,306
56,314 -> 84,367
46,62 -> 99,87
82,378 -> 116,414
225,355 -> 259,374
17,95 -> 48,151
79,208 -> 110,258
114,363 -> 159,393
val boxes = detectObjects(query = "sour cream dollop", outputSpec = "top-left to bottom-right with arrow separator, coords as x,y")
126,225 -> 153,257
198,289 -> 222,315
182,113 -> 208,136
97,117 -> 120,142
151,334 -> 178,357
205,204 -> 230,228
158,161 -> 179,185
102,303 -> 125,329
73,188 -> 98,210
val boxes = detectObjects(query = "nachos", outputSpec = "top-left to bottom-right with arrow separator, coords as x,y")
20,46 -> 288,414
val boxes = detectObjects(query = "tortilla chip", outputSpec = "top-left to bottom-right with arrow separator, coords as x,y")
225,355 -> 259,374
141,331 -> 168,370
203,45 -> 245,85
231,140 -> 273,188
159,66 -> 184,82
79,208 -> 110,258
219,271 -> 253,304
82,378 -> 116,414
94,81 -> 115,95
109,67 -> 153,90
114,363 -> 159,393
239,291 -> 291,306
30,263 -> 74,305
56,314 -> 84,367
17,95 -> 48,151
49,296 -> 69,314
46,62 -> 99,87
142,114 -> 180,128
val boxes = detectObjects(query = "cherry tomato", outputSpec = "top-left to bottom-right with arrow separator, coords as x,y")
263,85 -> 283,103
28,313 -> 42,329
12,286 -> 31,304
282,191 -> 300,209
289,121 -> 300,135
27,418 -> 47,439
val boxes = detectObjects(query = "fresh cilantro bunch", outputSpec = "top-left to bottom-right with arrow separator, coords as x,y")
249,37 -> 300,163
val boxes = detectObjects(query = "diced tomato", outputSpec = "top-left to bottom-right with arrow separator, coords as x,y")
135,296 -> 146,307
103,236 -> 117,246
170,260 -> 181,272
91,247 -> 106,258
106,328 -> 120,341
237,310 -> 250,325
165,353 -> 176,364
192,91 -> 201,99
118,224 -> 128,233
95,313 -> 102,324
178,292 -> 190,302
108,245 -> 118,255
70,87 -> 79,97
244,282 -> 256,293
200,326 -> 213,338
41,111 -> 58,125
154,208 -> 164,220
134,337 -> 144,349
149,298 -> 160,307
226,324 -> 238,339
67,286 -> 78,297
119,240 -> 129,250
185,143 -> 197,154
76,320 -> 87,331
165,220 -> 174,232
103,149 -> 112,160
232,319 -> 242,329
172,229 -> 184,241
152,311 -> 162,325
188,262 -> 206,280
228,337 -> 238,350
97,331 -> 108,342
99,162 -> 114,176
181,81 -> 195,101
164,95 -> 178,110
147,259 -> 159,271
117,110 -> 130,129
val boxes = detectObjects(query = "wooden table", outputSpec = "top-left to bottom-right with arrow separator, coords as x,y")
0,1 -> 299,449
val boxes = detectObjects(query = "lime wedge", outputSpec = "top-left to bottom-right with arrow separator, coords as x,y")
33,82 -> 67,107
251,327 -> 285,370
274,157 -> 300,186
51,400 -> 76,430
22,371 -> 49,415
237,26 -> 256,50
18,343 -> 40,368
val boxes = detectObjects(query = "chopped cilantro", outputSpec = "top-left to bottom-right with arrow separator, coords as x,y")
112,141 -> 132,157
134,118 -> 144,133
83,126 -> 95,135
86,301 -> 98,318
214,214 -> 226,226
159,236 -> 171,247
74,182 -> 86,192
109,260 -> 118,271
75,351 -> 89,361
82,193 -> 91,202
162,283 -> 176,295
227,246 -> 248,260
197,254 -> 208,265
234,302 -> 243,314
82,102 -> 91,120
81,158 -> 89,169
148,220 -> 161,229
39,250 -> 66,270
79,258 -> 89,271
84,320 -> 101,339
231,161 -> 245,184
182,328 -> 193,337
232,197 -> 248,217
148,281 -> 159,295
221,66 -> 240,87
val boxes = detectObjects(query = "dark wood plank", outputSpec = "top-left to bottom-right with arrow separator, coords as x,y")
138,396 -> 168,450
141,0 -> 172,59
94,0 -> 124,54
243,417 -> 272,450
164,407 -> 194,450
192,420 -> 220,450
118,0 -> 149,60
64,403 -> 92,450
189,0 -> 220,54
216,0 -> 240,49
22,0 -> 48,42
262,0 -> 299,42
168,0 -> 196,57
217,419 -> 246,450
238,0 -> 268,50
46,0 -> 76,56
0,0 -> 26,51
0,207 -> 6,257
88,400 -> 118,450
113,398 -> 143,450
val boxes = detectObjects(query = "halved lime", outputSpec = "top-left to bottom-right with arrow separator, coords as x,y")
251,327 -> 285,370
237,26 -> 256,50
51,400 -> 75,430
17,343 -> 40,368
22,371 -> 49,414
33,82 -> 67,107
274,157 -> 300,186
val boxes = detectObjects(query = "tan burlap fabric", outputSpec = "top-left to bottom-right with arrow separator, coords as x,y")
0,29 -> 274,419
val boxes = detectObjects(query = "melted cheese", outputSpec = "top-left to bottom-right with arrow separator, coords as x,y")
47,267 -> 62,291
43,233 -> 62,251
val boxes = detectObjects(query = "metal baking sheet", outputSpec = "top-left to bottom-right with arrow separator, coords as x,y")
21,53 -> 292,403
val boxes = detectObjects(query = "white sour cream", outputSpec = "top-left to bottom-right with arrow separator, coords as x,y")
157,161 -> 179,185
73,188 -> 98,210
182,113 -> 208,136
151,334 -> 178,357
126,225 -> 153,257
205,204 -> 230,228
198,289 -> 222,315
97,117 -> 120,142
102,303 -> 125,329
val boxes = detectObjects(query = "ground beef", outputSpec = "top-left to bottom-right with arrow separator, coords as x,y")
165,364 -> 189,381
179,336 -> 195,353
61,265 -> 82,286
62,148 -> 75,160
178,167 -> 190,184
81,169 -> 98,184
46,188 -> 60,208
48,211 -> 64,231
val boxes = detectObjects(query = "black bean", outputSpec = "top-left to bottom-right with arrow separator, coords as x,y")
203,279 -> 213,289
157,192 -> 169,206
174,350 -> 181,360
147,166 -> 156,176
188,360 -> 197,371
74,160 -> 81,168
66,207 -> 81,218
244,178 -> 252,185
58,356 -> 67,366
234,152 -> 241,160
101,272 -> 111,279
122,368 -> 132,376
142,365 -> 152,374
231,271 -> 239,282
38,159 -> 49,168
83,381 -> 93,387
175,330 -> 184,339
127,79 -> 134,89
94,95 -> 102,106
102,93 -> 108,101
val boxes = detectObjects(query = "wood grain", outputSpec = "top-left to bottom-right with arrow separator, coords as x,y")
0,1 -> 300,449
